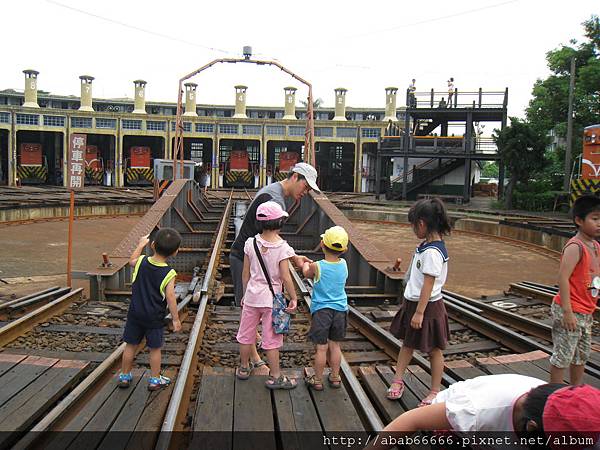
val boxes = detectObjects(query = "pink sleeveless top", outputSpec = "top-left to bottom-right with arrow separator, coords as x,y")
553,236 -> 600,314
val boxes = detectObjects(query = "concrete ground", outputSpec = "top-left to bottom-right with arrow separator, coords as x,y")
0,215 -> 559,301
0,216 -> 140,299
353,221 -> 559,298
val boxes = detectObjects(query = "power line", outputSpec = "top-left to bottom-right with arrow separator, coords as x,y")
343,0 -> 520,39
46,0 -> 232,55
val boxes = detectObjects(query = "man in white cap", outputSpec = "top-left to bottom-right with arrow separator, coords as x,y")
230,163 -> 318,366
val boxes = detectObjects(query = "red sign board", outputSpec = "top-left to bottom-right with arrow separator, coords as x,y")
68,133 -> 87,189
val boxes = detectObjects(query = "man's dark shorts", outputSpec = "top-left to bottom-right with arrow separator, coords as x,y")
123,318 -> 164,349
308,308 -> 347,345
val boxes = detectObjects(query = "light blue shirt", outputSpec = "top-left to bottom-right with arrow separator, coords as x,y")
311,259 -> 348,313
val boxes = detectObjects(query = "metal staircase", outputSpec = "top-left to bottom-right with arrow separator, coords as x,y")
389,158 -> 464,199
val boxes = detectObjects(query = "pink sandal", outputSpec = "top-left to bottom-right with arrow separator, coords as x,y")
418,389 -> 440,407
386,379 -> 404,400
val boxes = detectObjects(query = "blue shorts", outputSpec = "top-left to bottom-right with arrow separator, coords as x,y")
123,318 -> 164,349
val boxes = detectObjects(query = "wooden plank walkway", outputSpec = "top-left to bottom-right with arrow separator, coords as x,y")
192,366 -> 366,449
476,350 -> 600,388
44,368 -> 175,450
0,353 -> 89,448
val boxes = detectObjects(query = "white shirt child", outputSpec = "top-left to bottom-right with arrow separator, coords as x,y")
403,241 -> 449,302
432,374 -> 545,432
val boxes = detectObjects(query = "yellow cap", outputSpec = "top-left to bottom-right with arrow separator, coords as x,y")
321,226 -> 349,252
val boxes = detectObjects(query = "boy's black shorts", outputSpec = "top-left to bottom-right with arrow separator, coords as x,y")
123,318 -> 164,349
308,308 -> 347,345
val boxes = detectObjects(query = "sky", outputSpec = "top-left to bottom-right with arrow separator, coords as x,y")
2,0 -> 597,120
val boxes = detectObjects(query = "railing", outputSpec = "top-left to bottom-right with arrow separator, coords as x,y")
390,158 -> 435,184
474,137 -> 498,154
391,157 -> 462,188
407,88 -> 508,109
382,135 -> 470,152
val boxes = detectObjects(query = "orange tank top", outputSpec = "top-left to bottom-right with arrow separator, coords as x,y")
553,237 -> 600,314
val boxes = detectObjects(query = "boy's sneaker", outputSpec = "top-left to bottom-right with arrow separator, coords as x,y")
118,372 -> 133,388
148,375 -> 171,391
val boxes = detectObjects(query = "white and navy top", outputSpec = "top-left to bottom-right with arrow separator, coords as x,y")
403,240 -> 449,302
129,256 -> 177,328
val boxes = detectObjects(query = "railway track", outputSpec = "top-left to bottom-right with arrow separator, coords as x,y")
0,286 -> 73,321
0,182 -> 228,449
0,186 -> 153,211
0,184 -> 597,449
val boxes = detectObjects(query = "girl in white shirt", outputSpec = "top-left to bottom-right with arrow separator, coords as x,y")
369,375 -> 570,450
387,198 -> 452,406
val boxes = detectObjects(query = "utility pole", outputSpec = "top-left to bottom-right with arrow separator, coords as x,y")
563,57 -> 576,191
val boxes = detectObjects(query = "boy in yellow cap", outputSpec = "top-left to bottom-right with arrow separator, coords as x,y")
302,226 -> 349,390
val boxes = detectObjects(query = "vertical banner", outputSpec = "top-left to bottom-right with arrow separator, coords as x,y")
67,133 -> 86,287
68,133 -> 87,189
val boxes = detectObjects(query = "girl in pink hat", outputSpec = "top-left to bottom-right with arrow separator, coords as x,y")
236,201 -> 298,389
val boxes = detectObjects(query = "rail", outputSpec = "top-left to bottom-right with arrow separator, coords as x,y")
443,290 -> 600,378
390,158 -> 436,184
157,192 -> 233,447
407,88 -> 508,109
0,288 -> 82,347
14,180 -> 228,449
13,343 -> 127,450
295,269 -> 385,432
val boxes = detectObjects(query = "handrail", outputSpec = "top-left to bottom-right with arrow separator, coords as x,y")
390,158 -> 436,184
407,87 -> 508,109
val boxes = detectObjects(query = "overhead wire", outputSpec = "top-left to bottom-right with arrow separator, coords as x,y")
45,0 -> 233,55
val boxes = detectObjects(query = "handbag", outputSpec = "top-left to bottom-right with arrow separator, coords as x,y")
253,238 -> 291,334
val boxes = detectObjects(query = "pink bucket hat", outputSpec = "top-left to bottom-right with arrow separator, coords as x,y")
256,201 -> 289,221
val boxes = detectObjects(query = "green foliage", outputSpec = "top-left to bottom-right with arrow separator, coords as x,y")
490,199 -> 506,210
511,190 -> 560,211
526,14 -> 600,187
481,162 -> 499,178
493,118 -> 548,182
300,98 -> 324,108
493,117 -> 549,208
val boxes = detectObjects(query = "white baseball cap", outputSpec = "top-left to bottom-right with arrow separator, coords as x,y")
292,162 -> 319,191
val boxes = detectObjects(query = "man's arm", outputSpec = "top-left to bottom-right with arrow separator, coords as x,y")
129,235 -> 149,267
557,243 -> 581,331
165,279 -> 181,332
232,193 -> 273,252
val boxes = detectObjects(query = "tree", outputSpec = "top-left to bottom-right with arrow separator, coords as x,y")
526,15 -> 600,187
481,162 -> 499,179
300,98 -> 324,108
493,118 -> 549,208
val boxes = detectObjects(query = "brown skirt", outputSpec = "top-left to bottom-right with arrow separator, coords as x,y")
389,298 -> 450,353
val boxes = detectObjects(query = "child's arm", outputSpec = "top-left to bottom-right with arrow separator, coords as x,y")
365,402 -> 450,450
291,254 -> 313,268
165,279 -> 181,332
280,258 -> 298,312
411,274 -> 435,329
302,261 -> 318,279
129,234 -> 149,267
241,255 -> 250,305
557,243 -> 581,331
